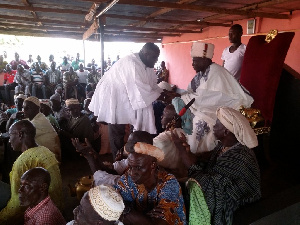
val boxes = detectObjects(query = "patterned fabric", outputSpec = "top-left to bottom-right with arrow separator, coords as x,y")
195,120 -> 210,141
0,146 -> 63,225
188,143 -> 261,225
187,179 -> 210,225
24,196 -> 65,225
190,66 -> 210,92
45,69 -> 61,84
114,170 -> 186,225
87,71 -> 100,84
4,70 -> 17,84
63,71 -> 78,86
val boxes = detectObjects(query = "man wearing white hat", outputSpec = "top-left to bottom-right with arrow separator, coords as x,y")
23,96 -> 61,162
181,42 -> 253,153
67,185 -> 125,225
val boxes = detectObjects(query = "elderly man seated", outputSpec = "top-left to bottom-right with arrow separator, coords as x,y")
23,96 -> 61,161
19,168 -> 66,225
72,131 -> 187,225
181,42 -> 253,154
0,120 -> 62,225
172,107 -> 261,225
67,185 -> 124,225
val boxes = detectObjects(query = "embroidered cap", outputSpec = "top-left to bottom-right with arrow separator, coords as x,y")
65,98 -> 80,107
88,185 -> 125,221
14,93 -> 26,100
25,96 -> 40,107
191,42 -> 214,59
158,81 -> 172,91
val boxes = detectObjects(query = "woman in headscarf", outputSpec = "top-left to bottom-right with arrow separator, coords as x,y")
171,106 -> 261,225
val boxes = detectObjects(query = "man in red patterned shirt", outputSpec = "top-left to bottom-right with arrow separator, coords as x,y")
3,64 -> 17,105
18,167 -> 66,225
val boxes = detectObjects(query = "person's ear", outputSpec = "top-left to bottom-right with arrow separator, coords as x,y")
224,128 -> 230,136
18,131 -> 24,139
151,161 -> 157,172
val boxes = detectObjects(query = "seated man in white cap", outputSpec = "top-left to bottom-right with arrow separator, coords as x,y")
67,185 -> 124,225
171,106 -> 261,225
23,96 -> 61,162
181,42 -> 253,153
72,131 -> 186,225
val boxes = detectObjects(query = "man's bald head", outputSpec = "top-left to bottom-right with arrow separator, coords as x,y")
21,167 -> 51,188
139,43 -> 160,68
11,120 -> 36,138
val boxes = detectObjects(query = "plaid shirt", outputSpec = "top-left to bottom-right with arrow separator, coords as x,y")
24,196 -> 66,225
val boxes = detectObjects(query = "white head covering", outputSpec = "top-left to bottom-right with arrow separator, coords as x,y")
158,81 -> 172,91
216,107 -> 258,148
133,142 -> 165,162
25,96 -> 40,107
14,93 -> 26,100
191,42 -> 214,59
88,185 -> 124,221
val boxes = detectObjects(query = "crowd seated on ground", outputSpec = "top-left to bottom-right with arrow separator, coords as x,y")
0,42 -> 263,225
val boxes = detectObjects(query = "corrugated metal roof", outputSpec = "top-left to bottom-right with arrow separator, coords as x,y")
0,0 -> 299,42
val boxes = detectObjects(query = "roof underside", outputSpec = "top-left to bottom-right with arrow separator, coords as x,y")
0,0 -> 299,42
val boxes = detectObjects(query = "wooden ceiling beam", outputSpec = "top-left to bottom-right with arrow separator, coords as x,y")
0,23 -> 85,33
105,13 -> 231,27
117,0 -> 289,19
0,3 -> 86,15
0,15 -> 88,27
104,31 -> 178,37
203,0 -> 294,21
106,25 -> 201,33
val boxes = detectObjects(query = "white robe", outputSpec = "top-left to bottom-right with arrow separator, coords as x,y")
89,53 -> 162,134
181,63 -> 253,153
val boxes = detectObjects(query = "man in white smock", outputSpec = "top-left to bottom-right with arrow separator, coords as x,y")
89,43 -> 164,159
181,42 -> 253,153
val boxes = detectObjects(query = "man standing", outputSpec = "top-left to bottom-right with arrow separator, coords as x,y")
221,24 -> 246,81
156,61 -> 169,83
181,42 -> 253,153
10,52 -> 29,70
19,168 -> 66,225
89,43 -> 164,159
0,120 -> 62,225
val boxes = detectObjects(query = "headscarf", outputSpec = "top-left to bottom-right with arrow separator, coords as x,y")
216,107 -> 258,148
88,185 -> 125,222
25,96 -> 40,107
191,42 -> 214,59
133,142 -> 165,162
172,97 -> 193,135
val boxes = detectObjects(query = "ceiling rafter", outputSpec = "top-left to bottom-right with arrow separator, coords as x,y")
0,3 -> 86,15
105,13 -> 231,27
105,25 -> 202,33
203,0 -> 295,21
116,0 -> 289,19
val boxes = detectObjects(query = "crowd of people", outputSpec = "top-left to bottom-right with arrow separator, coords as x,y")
0,24 -> 261,225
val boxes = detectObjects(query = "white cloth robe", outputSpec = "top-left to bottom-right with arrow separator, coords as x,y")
89,53 -> 162,134
181,63 -> 253,153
